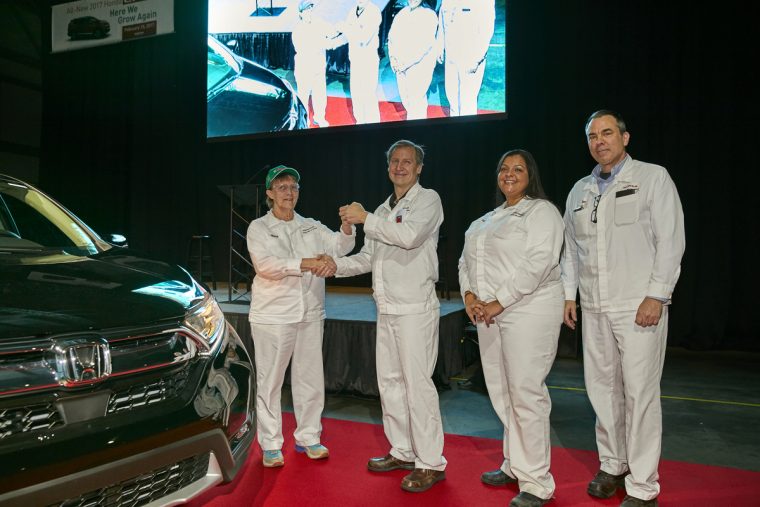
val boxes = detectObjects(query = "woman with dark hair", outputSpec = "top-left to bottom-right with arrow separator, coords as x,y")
458,149 -> 564,507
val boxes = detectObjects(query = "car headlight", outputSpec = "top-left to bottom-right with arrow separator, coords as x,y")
183,292 -> 226,355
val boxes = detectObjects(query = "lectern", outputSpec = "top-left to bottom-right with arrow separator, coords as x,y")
217,184 -> 265,303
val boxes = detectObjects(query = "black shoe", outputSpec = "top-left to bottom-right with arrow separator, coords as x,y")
620,495 -> 658,506
587,470 -> 628,498
509,491 -> 551,507
480,469 -> 517,486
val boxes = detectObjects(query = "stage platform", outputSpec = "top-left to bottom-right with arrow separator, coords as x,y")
215,287 -> 468,397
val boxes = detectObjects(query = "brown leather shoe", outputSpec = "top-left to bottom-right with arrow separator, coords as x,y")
481,469 -> 518,486
400,468 -> 446,492
367,454 -> 415,472
587,470 -> 628,498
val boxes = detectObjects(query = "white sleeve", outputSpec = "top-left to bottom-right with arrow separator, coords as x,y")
495,203 -> 565,308
560,190 -> 580,301
457,246 -> 473,302
363,191 -> 443,250
335,238 -> 374,277
246,220 -> 302,280
647,168 -> 686,299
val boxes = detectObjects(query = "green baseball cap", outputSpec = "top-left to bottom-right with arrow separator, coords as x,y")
265,165 -> 300,189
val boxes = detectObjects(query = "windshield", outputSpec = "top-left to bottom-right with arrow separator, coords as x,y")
207,35 -> 241,97
0,179 -> 109,256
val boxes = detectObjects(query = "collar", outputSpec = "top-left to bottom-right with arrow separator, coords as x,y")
385,182 -> 421,210
495,196 -> 533,215
592,154 -> 629,183
264,210 -> 303,227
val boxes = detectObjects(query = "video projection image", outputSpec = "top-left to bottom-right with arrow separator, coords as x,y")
207,0 -> 506,139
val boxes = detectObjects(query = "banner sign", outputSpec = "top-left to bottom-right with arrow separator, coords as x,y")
51,0 -> 174,53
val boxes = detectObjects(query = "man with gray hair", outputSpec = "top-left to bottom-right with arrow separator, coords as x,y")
561,110 -> 685,507
324,139 -> 447,492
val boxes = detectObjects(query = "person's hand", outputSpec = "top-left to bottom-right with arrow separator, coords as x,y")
563,300 -> 577,330
464,292 -> 485,326
481,300 -> 504,327
339,210 -> 352,235
635,297 -> 663,327
390,57 -> 400,73
313,254 -> 337,278
339,202 -> 368,225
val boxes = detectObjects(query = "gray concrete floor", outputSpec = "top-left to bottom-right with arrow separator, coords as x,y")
283,346 -> 760,472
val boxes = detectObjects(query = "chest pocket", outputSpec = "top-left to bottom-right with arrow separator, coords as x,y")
614,189 -> 639,225
571,198 -> 594,239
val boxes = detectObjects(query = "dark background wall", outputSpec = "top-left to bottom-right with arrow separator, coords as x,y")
3,1 -> 757,350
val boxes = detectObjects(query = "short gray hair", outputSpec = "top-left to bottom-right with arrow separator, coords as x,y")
385,139 -> 425,166
584,109 -> 627,135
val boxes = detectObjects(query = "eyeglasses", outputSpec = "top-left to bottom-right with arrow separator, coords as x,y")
590,195 -> 601,223
272,184 -> 300,193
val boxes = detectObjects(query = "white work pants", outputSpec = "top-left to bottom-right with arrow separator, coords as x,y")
444,58 -> 486,116
250,320 -> 325,450
582,308 -> 668,501
395,55 -> 436,120
350,50 -> 380,124
477,298 -> 562,500
294,53 -> 328,125
377,310 -> 447,470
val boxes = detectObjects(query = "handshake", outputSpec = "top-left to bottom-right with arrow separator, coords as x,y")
339,202 -> 368,227
303,254 -> 338,278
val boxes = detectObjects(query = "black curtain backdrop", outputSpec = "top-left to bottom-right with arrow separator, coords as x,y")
39,1 -> 757,351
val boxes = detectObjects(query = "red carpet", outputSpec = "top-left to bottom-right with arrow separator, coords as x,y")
305,96 -> 502,128
188,413 -> 760,506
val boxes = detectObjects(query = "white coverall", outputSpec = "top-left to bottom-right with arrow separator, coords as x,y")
560,156 -> 685,501
292,15 -> 339,126
387,5 -> 438,120
458,198 -> 564,500
247,211 -> 355,451
334,183 -> 447,471
437,0 -> 495,116
342,1 -> 382,124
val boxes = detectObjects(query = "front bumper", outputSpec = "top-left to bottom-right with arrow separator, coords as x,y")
0,323 -> 255,506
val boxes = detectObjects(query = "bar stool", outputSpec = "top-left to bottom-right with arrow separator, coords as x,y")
186,234 -> 217,290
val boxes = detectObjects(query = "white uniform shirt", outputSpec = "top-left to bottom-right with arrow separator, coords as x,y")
437,0 -> 495,66
458,198 -> 564,310
292,16 -> 338,68
247,211 -> 355,324
343,2 -> 382,59
335,183 -> 443,315
387,5 -> 438,72
560,157 -> 685,313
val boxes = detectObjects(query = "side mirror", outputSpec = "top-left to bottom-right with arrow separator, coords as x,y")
109,233 -> 128,247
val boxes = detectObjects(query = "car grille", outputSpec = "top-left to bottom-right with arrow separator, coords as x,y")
107,368 -> 189,414
0,368 -> 190,440
0,401 -> 65,439
49,452 -> 210,507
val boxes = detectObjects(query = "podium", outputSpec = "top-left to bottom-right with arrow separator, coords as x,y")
218,184 -> 266,303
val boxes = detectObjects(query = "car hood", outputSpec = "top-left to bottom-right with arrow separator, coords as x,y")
0,249 -> 203,340
207,58 -> 296,137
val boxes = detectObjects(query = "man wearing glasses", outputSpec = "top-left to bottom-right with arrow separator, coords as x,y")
560,110 -> 685,507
